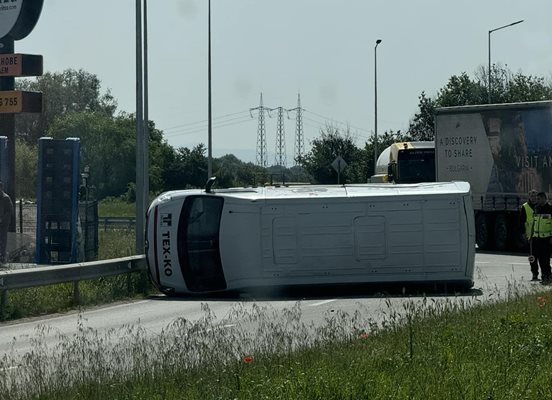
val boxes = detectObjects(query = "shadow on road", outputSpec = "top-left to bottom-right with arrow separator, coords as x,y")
148,282 -> 483,302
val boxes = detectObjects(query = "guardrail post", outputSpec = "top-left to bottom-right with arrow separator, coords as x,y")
73,281 -> 80,305
19,198 -> 23,234
0,289 -> 7,321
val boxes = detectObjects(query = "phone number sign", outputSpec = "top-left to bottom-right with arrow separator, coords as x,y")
0,90 -> 42,113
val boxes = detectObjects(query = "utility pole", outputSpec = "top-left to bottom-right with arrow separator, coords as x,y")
488,20 -> 523,104
0,38 -> 15,229
135,0 -> 145,253
207,0 -> 213,179
250,93 -> 268,167
374,39 -> 382,172
143,0 -> 149,208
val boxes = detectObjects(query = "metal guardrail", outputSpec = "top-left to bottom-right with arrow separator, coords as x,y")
0,255 -> 146,291
100,217 -> 136,230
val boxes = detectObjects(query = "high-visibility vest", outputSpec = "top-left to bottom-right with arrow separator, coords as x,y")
533,211 -> 552,238
523,202 -> 534,238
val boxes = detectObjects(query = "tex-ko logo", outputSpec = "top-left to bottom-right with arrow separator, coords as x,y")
160,213 -> 172,227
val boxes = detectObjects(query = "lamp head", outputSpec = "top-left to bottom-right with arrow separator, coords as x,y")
376,39 -> 382,45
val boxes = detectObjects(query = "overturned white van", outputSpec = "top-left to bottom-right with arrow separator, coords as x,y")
146,181 -> 475,295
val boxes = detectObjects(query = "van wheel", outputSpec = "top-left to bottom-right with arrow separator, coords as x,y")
475,213 -> 492,250
494,214 -> 510,251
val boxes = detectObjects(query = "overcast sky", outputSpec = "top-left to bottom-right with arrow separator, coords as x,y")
17,0 -> 552,164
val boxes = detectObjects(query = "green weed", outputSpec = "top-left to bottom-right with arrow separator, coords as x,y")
2,288 -> 552,399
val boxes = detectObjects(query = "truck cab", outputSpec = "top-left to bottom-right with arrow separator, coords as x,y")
371,141 -> 435,184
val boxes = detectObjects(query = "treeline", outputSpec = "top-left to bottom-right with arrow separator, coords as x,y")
13,66 -> 552,201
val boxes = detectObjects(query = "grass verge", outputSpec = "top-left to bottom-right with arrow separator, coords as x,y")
1,287 -> 552,399
1,229 -> 152,321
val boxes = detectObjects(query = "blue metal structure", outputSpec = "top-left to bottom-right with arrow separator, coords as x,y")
36,138 -> 80,264
0,137 -> 8,187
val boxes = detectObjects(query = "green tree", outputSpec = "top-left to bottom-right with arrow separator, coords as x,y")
407,92 -> 436,141
475,64 -> 552,104
408,66 -> 552,141
15,139 -> 37,199
287,165 -> 311,183
145,119 -> 176,195
15,69 -> 117,145
213,154 -> 243,188
212,154 -> 268,188
298,124 -> 363,184
48,112 -> 172,199
436,72 -> 487,107
162,144 -> 208,190
235,162 -> 268,187
48,112 -> 134,199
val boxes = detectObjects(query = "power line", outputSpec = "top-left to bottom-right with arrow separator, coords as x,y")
303,109 -> 372,134
161,110 -> 250,132
163,116 -> 254,138
160,103 -> 381,157
302,115 -> 372,140
302,116 -> 372,141
161,107 -> 375,137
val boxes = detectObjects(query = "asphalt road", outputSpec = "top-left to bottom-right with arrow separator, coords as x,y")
0,251 -> 546,370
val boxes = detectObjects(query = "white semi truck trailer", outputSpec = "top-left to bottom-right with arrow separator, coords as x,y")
435,100 -> 552,251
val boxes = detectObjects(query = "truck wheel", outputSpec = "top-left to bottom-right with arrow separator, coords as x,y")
475,213 -> 492,250
493,214 -> 510,252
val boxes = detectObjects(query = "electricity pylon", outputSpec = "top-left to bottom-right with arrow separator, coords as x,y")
287,93 -> 304,165
268,106 -> 286,167
250,93 -> 268,167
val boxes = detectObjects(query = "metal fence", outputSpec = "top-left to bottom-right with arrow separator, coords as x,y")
15,202 -> 136,233
15,201 -> 37,237
11,201 -> 135,263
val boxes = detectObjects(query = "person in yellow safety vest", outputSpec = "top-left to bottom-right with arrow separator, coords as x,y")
531,192 -> 552,284
520,190 -> 539,280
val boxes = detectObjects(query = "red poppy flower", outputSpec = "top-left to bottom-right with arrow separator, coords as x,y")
243,356 -> 254,363
537,296 -> 546,308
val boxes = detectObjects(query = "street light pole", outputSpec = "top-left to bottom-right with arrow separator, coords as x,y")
488,19 -> 523,104
135,0 -> 145,253
374,39 -> 382,173
207,0 -> 213,180
143,0 -> 149,210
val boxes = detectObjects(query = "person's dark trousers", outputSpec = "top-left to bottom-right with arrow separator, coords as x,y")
532,237 -> 552,280
529,239 -> 539,278
530,258 -> 539,278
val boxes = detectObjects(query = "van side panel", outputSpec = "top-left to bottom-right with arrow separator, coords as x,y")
252,196 -> 469,285
354,216 -> 386,259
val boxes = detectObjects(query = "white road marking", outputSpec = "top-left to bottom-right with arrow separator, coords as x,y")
309,299 -> 336,307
